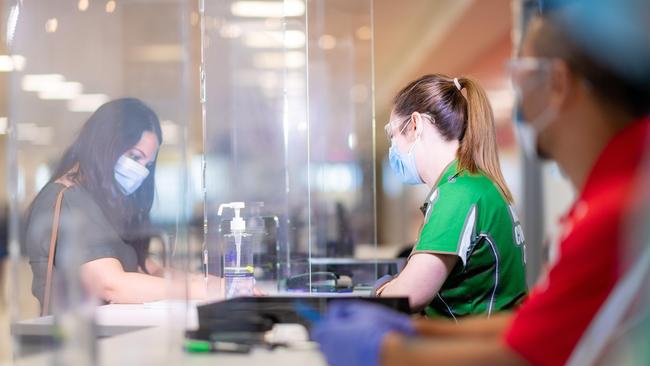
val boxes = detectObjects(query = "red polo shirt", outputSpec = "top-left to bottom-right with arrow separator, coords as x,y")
504,117 -> 650,366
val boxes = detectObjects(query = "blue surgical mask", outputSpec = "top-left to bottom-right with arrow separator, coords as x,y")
114,155 -> 149,195
389,138 -> 423,185
514,91 -> 558,161
509,57 -> 557,160
514,101 -> 539,159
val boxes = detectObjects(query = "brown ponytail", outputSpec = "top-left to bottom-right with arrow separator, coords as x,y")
393,74 -> 513,203
456,77 -> 513,203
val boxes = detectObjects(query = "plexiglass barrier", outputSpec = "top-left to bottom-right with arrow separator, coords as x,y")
202,0 -> 377,295
4,0 -> 379,362
3,0 -> 378,361
5,0 -> 196,361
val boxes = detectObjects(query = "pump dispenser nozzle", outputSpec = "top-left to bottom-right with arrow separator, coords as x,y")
218,202 -> 246,232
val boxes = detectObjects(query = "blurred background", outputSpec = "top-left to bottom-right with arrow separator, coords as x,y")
0,0 -> 577,361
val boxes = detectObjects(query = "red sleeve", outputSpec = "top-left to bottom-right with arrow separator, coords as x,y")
504,201 -> 620,366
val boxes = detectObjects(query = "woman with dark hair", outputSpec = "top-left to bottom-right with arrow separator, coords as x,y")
25,98 -> 212,313
374,74 -> 527,318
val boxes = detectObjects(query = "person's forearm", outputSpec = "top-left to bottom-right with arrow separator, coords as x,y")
144,259 -> 204,281
380,332 -> 528,366
376,254 -> 454,311
100,272 -> 209,303
413,313 -> 513,338
161,268 -> 208,283
378,279 -> 436,312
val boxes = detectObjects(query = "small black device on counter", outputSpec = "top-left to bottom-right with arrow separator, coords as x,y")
284,272 -> 353,292
187,296 -> 410,343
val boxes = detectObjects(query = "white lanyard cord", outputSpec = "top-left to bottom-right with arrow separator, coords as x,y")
567,245 -> 650,366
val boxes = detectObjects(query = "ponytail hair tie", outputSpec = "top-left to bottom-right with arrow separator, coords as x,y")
453,77 -> 462,91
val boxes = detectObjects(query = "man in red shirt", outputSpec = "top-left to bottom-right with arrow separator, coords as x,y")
311,1 -> 650,365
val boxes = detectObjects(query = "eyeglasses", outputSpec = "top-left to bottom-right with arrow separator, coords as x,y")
384,116 -> 411,142
506,57 -> 553,94
383,113 -> 434,142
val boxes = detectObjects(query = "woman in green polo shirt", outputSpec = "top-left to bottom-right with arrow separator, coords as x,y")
375,74 -> 527,319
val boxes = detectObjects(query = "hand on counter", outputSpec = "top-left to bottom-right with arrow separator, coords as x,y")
311,301 -> 415,366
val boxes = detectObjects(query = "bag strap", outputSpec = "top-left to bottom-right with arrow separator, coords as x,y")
42,180 -> 74,316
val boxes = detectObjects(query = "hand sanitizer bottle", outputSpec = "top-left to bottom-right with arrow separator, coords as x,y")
218,202 -> 254,298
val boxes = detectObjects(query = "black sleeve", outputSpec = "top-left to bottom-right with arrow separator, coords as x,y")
54,190 -> 124,267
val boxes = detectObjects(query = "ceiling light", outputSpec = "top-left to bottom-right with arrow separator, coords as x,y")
21,74 -> 64,92
11,55 -> 26,70
0,117 -> 7,135
318,34 -> 336,50
68,94 -> 109,113
231,1 -> 305,18
38,81 -> 83,100
355,26 -> 372,41
243,30 -> 305,48
45,18 -> 58,33
78,0 -> 89,11
0,54 -> 24,72
0,55 -> 15,72
132,44 -> 184,63
253,51 -> 305,69
106,0 -> 116,13
161,120 -> 179,145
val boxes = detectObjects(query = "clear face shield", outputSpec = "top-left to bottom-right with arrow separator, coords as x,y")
507,57 -> 556,160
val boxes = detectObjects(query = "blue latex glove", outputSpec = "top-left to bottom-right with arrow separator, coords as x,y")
311,301 -> 415,366
372,274 -> 394,296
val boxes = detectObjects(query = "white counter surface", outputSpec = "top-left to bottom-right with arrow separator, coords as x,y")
12,302 -> 326,366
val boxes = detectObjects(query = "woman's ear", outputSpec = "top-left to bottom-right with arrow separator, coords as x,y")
550,59 -> 572,111
411,112 -> 425,137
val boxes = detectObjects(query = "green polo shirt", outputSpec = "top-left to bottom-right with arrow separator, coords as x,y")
413,161 -> 527,319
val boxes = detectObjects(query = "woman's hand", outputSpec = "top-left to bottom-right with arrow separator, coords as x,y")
311,301 -> 415,366
372,274 -> 394,296
189,275 -> 224,301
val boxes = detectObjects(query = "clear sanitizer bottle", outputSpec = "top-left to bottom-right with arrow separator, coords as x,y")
218,202 -> 255,298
